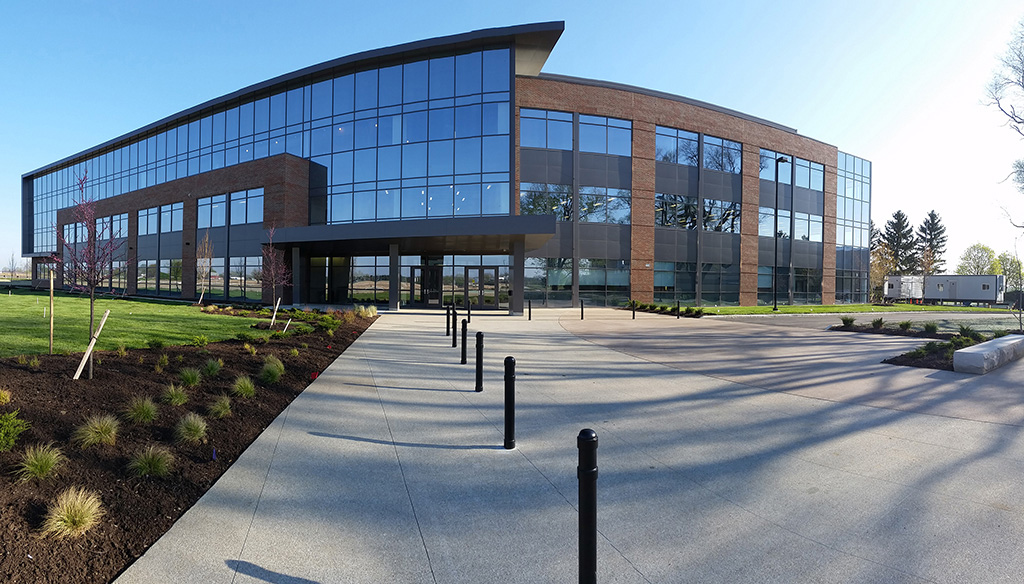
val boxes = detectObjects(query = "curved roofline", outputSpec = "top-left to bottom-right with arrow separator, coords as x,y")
25,21 -> 564,179
533,72 -> 808,139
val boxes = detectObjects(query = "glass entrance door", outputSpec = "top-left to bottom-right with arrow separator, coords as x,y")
464,266 -> 506,310
410,265 -> 443,307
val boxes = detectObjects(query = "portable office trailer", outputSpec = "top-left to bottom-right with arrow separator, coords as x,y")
883,276 -> 924,302
923,275 -> 1004,305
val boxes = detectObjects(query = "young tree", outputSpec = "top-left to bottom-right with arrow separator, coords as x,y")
195,231 -> 214,305
5,252 -> 19,280
882,210 -> 917,275
915,210 -> 947,274
999,251 -> 1024,291
988,17 -> 1024,197
261,226 -> 292,323
52,172 -> 125,379
956,243 -> 1002,275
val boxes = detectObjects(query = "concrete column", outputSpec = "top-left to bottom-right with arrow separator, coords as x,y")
388,243 -> 400,311
511,239 -> 525,315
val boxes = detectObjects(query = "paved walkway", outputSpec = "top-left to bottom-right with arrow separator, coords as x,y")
115,309 -> 1024,583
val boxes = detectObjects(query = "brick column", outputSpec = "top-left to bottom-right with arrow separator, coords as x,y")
630,120 -> 655,303
739,144 -> 761,306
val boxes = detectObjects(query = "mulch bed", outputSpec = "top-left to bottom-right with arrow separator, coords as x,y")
0,311 -> 375,584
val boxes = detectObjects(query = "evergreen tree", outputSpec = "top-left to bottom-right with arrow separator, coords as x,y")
882,210 -> 917,275
915,210 -> 947,275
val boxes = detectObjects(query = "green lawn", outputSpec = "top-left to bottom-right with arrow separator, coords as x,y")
0,289 -> 263,357
647,303 -> 1010,316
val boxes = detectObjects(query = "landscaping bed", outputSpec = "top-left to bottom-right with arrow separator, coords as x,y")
0,307 -> 375,584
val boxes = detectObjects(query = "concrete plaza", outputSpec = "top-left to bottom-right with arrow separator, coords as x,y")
115,309 -> 1024,583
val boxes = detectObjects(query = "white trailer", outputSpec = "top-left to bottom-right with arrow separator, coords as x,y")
923,275 -> 1004,305
883,275 -> 924,302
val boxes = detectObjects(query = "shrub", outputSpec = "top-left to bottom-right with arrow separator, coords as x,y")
289,348 -> 299,357
0,388 -> 10,405
236,331 -> 259,343
116,345 -> 127,357
190,334 -> 210,348
163,384 -> 188,406
28,357 -> 40,369
208,395 -> 232,419
174,412 -> 207,445
157,353 -> 169,368
923,322 -> 939,335
13,442 -> 65,481
176,354 -> 184,362
16,355 -> 28,366
871,317 -> 885,329
958,324 -> 983,342
124,396 -> 158,424
179,367 -> 202,387
260,355 -> 285,384
147,339 -> 165,350
898,320 -> 913,331
692,308 -> 704,318
840,316 -> 856,327
325,328 -> 335,337
243,343 -> 257,356
993,329 -> 1009,339
42,487 -> 104,538
341,311 -> 356,325
269,331 -> 286,339
202,358 -> 223,378
73,414 -> 119,448
683,306 -> 694,316
300,342 -> 309,349
128,445 -> 175,478
0,410 -> 31,452
232,375 -> 256,398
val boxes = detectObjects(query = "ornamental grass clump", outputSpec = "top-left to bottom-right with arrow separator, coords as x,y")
260,355 -> 285,384
174,412 -> 207,445
42,487 -> 104,538
179,367 -> 202,388
898,320 -> 913,332
871,317 -> 885,330
839,316 -> 856,327
202,358 -> 224,378
124,396 -> 158,424
923,322 -> 939,335
208,395 -> 232,419
128,445 -> 175,478
231,375 -> 256,399
0,388 -> 10,405
0,410 -> 31,452
13,442 -> 65,481
73,414 -> 119,449
163,384 -> 188,406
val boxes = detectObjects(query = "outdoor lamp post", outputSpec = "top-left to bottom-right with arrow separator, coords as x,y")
773,156 -> 789,312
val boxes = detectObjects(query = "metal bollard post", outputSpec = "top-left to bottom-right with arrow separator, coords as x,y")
504,357 -> 516,449
446,305 -> 452,336
580,298 -> 584,320
578,429 -> 598,584
475,331 -> 484,392
467,301 -> 472,324
632,300 -> 636,320
452,308 -> 458,348
461,319 -> 468,364
528,299 -> 532,321
676,300 -> 680,319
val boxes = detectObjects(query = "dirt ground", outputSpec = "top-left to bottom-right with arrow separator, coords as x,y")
0,312 -> 375,584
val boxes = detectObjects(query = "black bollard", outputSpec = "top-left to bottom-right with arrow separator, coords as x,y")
580,298 -> 584,320
461,319 -> 468,364
504,357 -> 516,449
632,300 -> 636,320
528,299 -> 532,321
578,429 -> 598,584
446,305 -> 452,336
467,300 -> 472,324
452,307 -> 458,348
676,300 -> 680,319
475,331 -> 484,392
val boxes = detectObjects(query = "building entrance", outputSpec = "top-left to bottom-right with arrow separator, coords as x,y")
463,266 -> 506,310
409,265 -> 444,307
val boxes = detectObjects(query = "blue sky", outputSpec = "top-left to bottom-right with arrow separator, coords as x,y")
2,0 -> 1023,270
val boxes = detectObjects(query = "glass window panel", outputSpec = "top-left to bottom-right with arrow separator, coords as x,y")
353,189 -> 375,221
403,60 -> 428,103
287,87 -> 305,125
548,120 -> 572,150
239,102 -> 254,137
377,145 -> 401,180
703,143 -> 723,171
429,56 -> 455,99
330,192 -> 352,223
482,135 -> 509,173
379,65 -> 403,107
455,104 -> 481,138
455,183 -> 480,216
402,187 -> 426,218
579,193 -> 603,222
188,120 -> 200,151
311,80 -> 332,119
482,102 -> 508,136
402,142 -> 427,177
269,92 -> 286,130
428,184 -> 453,216
607,127 -> 631,156
520,118 -> 546,148
429,108 -> 454,140
334,74 -> 354,114
248,190 -> 263,223
454,138 -> 481,174
334,121 -> 353,152
482,180 -> 509,215
579,124 -> 606,154
482,48 -> 510,92
428,140 -> 454,176
355,70 -> 377,110
354,149 -> 377,182
211,197 -> 226,227
269,135 -> 285,156
403,110 -> 427,143
254,97 -> 270,133
355,118 -> 377,149
656,134 -> 677,162
455,51 -> 482,96
377,188 -> 400,219
311,126 -> 332,156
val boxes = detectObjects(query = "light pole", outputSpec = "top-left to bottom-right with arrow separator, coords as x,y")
773,156 -> 789,312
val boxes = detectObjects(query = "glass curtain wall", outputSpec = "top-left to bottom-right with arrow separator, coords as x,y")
836,152 -> 871,303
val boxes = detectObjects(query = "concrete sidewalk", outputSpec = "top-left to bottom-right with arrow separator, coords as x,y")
115,308 -> 1024,583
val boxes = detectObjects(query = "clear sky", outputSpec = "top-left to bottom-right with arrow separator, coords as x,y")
2,0 -> 1023,272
